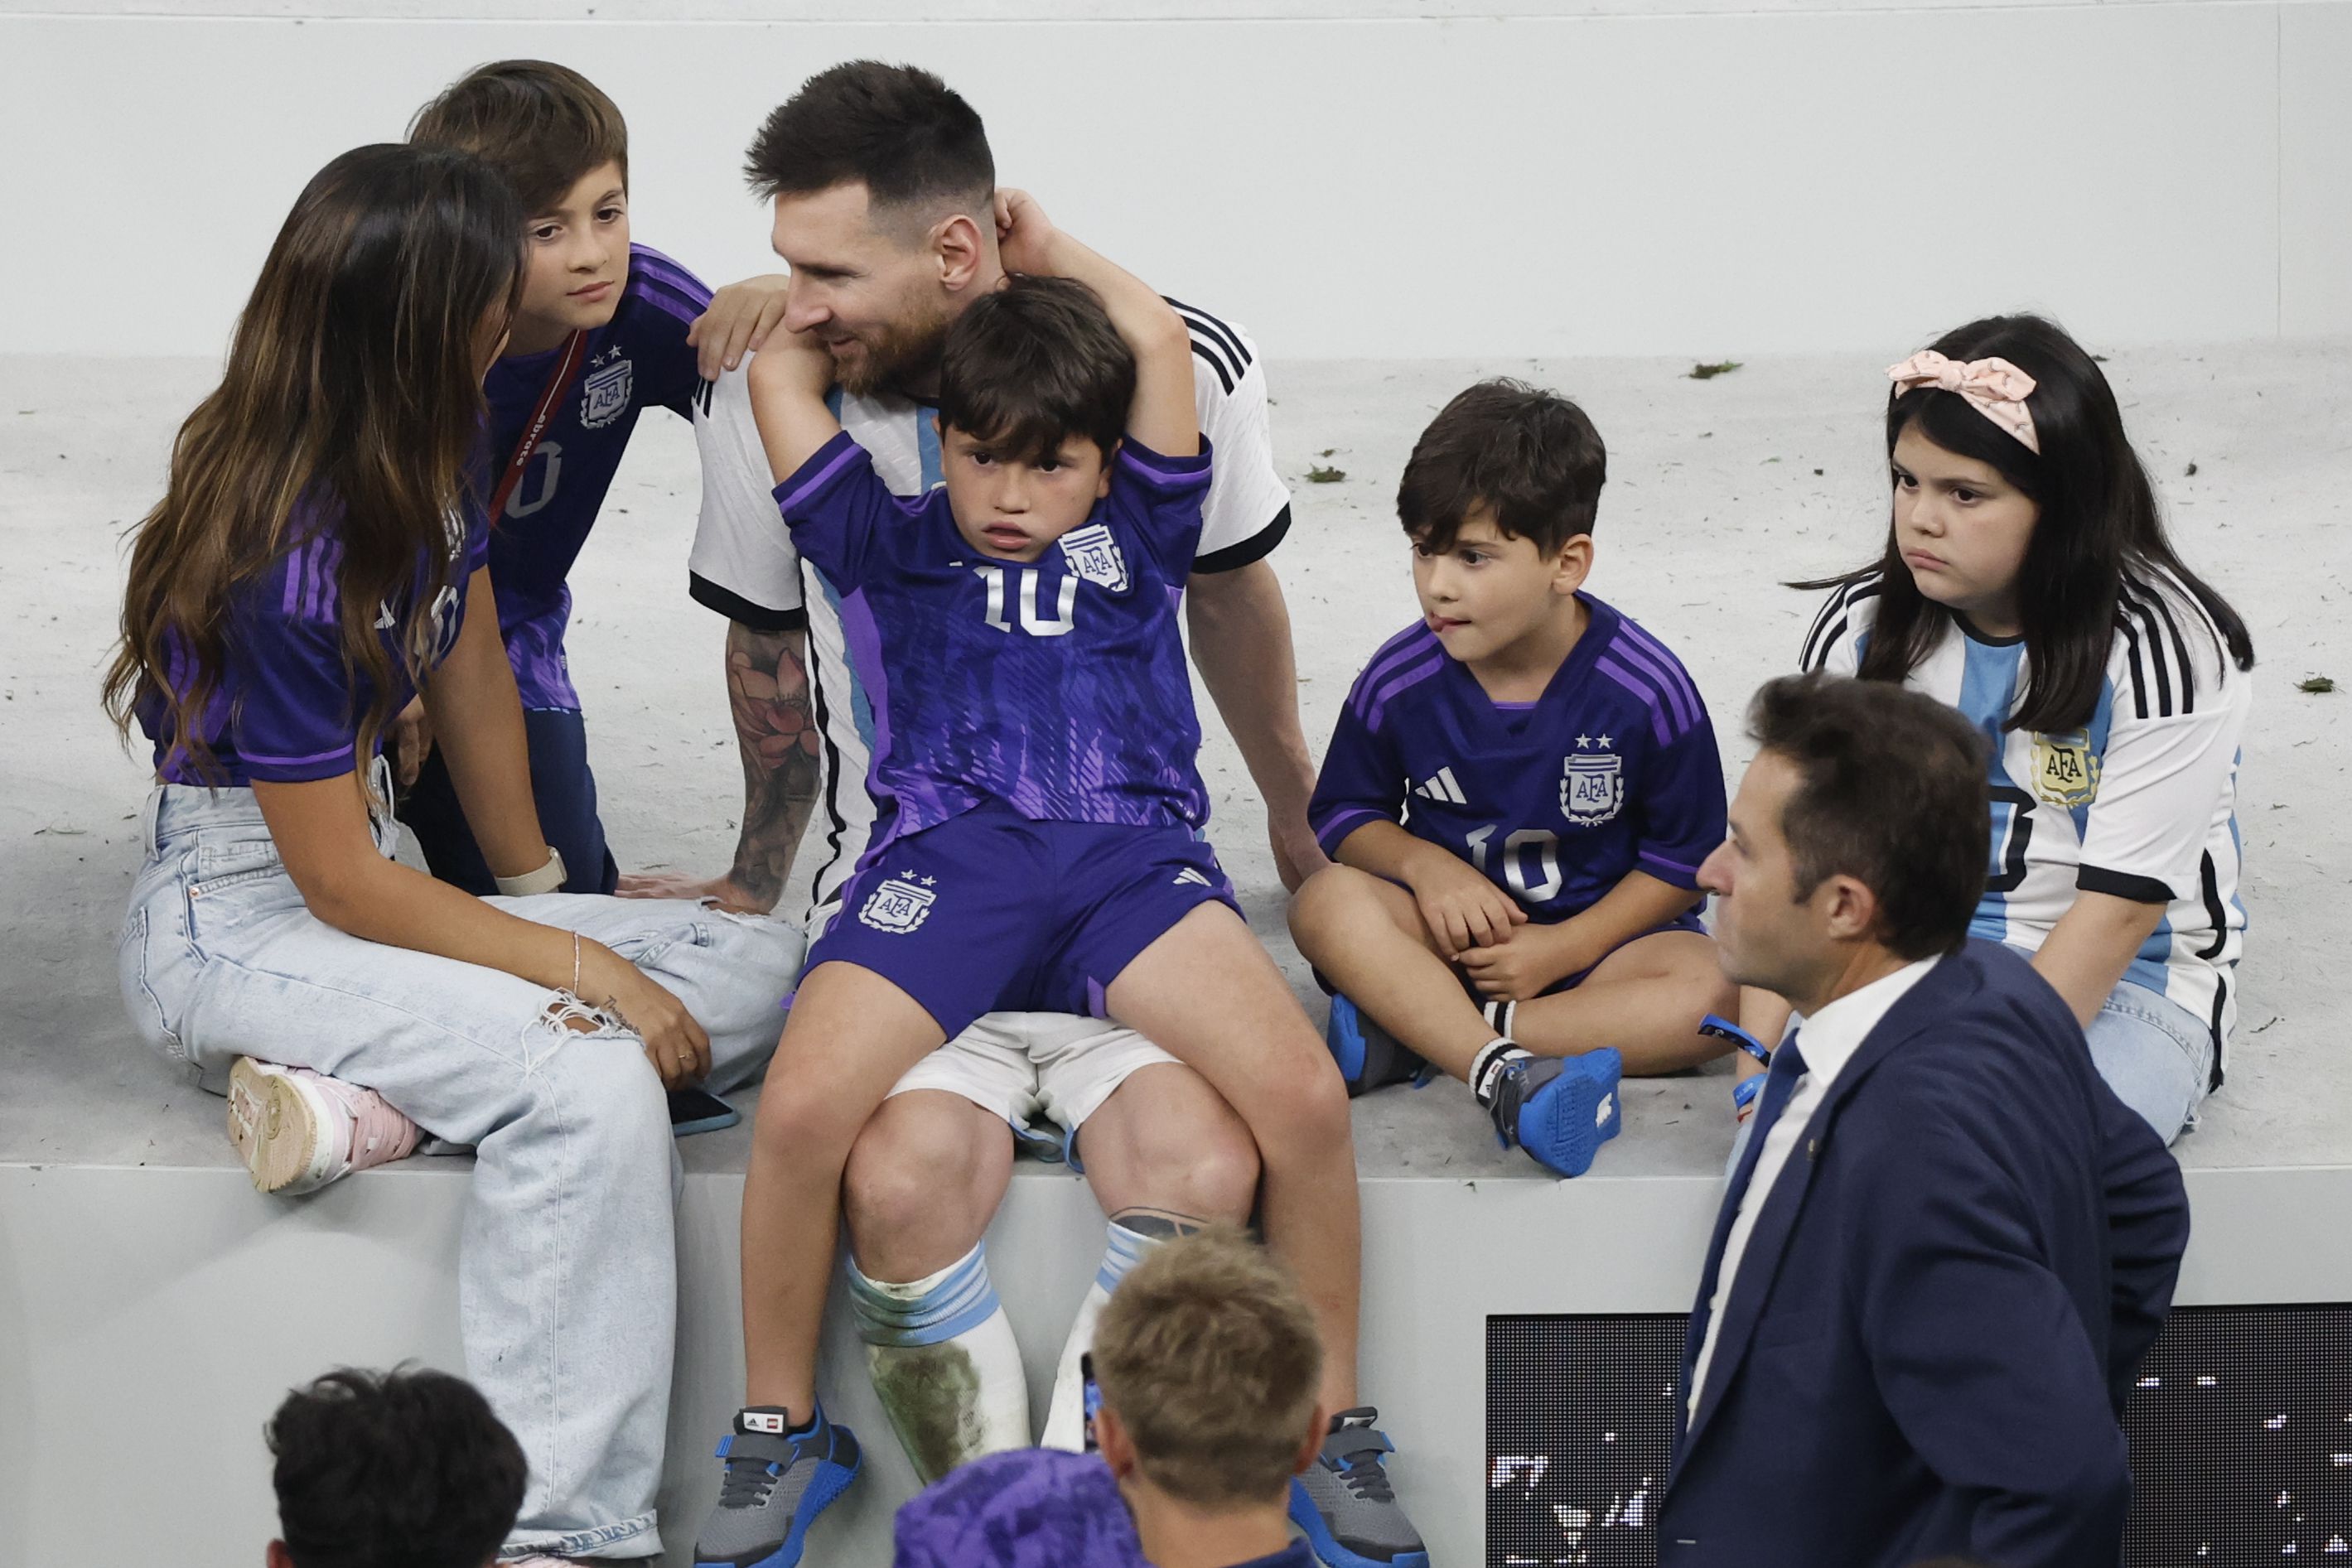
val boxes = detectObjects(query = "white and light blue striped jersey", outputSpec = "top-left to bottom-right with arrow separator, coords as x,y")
1804,571 -> 2250,1076
687,301 -> 1292,930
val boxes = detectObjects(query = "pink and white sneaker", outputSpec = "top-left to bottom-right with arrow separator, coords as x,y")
226,1057 -> 421,1195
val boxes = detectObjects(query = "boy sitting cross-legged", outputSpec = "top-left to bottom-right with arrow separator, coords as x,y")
1289,380 -> 1736,1176
697,195 -> 1384,1568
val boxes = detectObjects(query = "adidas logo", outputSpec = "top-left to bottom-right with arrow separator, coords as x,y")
1412,767 -> 1468,805
1172,867 -> 1213,888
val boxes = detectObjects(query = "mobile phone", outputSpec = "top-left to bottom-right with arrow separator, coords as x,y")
668,1088 -> 740,1137
1080,1351 -> 1101,1453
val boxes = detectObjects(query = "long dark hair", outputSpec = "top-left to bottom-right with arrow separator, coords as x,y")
104,144 -> 524,780
1803,313 -> 2253,732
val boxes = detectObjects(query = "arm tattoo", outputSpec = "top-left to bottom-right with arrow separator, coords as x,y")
724,620 -> 822,910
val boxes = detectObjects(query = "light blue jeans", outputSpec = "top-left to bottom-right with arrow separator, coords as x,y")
118,782 -> 803,1559
2083,975 -> 2215,1147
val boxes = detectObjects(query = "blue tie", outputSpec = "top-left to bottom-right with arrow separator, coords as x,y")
1688,1032 -> 1809,1368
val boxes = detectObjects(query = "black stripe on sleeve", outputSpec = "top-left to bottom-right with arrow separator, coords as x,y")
2118,614 -> 2151,720
1804,581 -> 1880,672
692,377 -> 715,418
2195,851 -> 2229,959
800,601 -> 852,914
688,572 -> 806,634
1166,297 -> 1252,369
1191,504 -> 1292,575
2139,581 -> 2199,715
2208,973 -> 2228,1089
1189,339 -> 1236,396
2077,864 -> 2176,904
2125,590 -> 2176,717
1799,586 -> 1846,669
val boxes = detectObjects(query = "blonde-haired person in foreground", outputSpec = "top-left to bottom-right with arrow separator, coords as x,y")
891,1228 -> 1333,1568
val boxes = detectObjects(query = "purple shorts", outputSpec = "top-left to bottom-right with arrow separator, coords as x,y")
805,804 -> 1242,1038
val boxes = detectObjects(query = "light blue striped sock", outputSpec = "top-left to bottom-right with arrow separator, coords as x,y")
848,1242 -> 1029,1482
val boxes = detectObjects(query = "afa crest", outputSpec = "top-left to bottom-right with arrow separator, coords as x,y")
579,353 -> 634,430
2030,729 -> 2100,808
1057,523 -> 1130,592
1560,747 -> 1624,826
858,872 -> 938,934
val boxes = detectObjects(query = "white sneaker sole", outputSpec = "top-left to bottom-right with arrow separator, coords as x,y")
226,1058 -> 337,1195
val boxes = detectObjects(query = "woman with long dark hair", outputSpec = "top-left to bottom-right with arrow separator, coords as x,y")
104,143 -> 795,1561
1789,313 -> 2253,1144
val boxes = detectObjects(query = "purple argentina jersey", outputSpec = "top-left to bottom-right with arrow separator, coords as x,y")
482,244 -> 710,710
775,429 -> 1212,845
138,497 -> 487,787
892,1448 -> 1147,1568
1309,595 -> 1727,923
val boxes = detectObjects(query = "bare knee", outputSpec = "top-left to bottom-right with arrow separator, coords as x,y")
1089,1070 -> 1262,1223
843,1093 -> 1010,1277
1288,864 -> 1371,960
1249,1032 -> 1354,1163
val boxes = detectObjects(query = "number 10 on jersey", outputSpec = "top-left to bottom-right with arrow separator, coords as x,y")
1466,824 -> 1563,904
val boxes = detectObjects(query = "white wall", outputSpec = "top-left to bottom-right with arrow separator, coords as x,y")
4,2 -> 2346,361
5,1160 -> 2343,1568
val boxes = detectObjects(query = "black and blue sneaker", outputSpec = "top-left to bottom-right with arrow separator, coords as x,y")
1288,1408 -> 1429,1568
693,1403 -> 862,1568
1483,1045 -> 1623,1177
1324,994 -> 1427,1098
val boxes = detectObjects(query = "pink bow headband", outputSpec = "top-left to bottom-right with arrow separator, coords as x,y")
1886,350 -> 2040,453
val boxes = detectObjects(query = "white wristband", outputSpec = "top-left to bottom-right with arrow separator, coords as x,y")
495,847 -> 567,897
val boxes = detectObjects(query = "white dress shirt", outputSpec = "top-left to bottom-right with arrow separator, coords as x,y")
1686,955 -> 1940,1424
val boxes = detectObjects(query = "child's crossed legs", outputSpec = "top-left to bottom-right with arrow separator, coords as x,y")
1292,862 -> 1733,1079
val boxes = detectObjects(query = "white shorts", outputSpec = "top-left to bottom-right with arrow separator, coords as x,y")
884,1011 -> 1180,1164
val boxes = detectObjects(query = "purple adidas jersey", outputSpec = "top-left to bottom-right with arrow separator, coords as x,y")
139,498 -> 486,787
775,430 -> 1212,847
1310,595 -> 1727,923
891,1449 -> 1147,1568
483,244 -> 710,711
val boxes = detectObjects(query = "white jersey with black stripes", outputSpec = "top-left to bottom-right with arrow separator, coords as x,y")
686,299 -> 1294,931
1803,568 -> 2253,1077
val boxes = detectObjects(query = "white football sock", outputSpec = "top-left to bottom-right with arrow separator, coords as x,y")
848,1241 -> 1029,1484
1041,1219 -> 1162,1451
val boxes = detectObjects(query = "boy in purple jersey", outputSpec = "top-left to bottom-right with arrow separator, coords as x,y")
400,60 -> 787,897
694,194 -> 1371,1568
1290,381 -> 1736,1176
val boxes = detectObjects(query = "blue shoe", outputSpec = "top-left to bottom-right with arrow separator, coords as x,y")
1325,994 -> 1427,1098
1486,1048 -> 1624,1177
693,1404 -> 862,1568
1288,1408 -> 1429,1568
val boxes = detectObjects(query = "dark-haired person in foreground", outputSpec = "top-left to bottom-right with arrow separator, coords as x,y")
1661,673 -> 2190,1568
891,1229 -> 1327,1568
687,62 -> 1420,1568
1289,379 -> 1734,1175
1752,315 -> 2254,1144
266,1368 -> 524,1568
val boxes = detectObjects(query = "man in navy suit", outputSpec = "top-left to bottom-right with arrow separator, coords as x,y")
1661,673 -> 2190,1568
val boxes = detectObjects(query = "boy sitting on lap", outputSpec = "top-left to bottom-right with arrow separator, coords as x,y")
1289,381 -> 1736,1176
699,195 -> 1378,1568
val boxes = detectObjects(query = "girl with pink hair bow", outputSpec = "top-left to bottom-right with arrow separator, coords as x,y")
1743,313 -> 2256,1148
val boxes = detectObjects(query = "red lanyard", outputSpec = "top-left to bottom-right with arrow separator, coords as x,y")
486,329 -> 588,524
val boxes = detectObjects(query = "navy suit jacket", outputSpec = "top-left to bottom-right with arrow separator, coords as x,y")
1659,941 -> 2190,1568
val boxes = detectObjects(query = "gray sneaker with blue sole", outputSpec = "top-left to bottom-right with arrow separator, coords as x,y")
1288,1408 -> 1429,1568
693,1405 -> 862,1568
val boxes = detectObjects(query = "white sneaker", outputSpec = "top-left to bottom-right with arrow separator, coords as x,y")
226,1057 -> 421,1195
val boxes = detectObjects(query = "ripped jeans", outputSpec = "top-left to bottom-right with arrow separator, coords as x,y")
118,781 -> 802,1560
